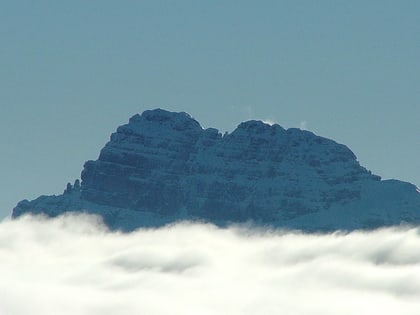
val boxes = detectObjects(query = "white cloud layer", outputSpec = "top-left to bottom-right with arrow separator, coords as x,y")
1,214 -> 420,315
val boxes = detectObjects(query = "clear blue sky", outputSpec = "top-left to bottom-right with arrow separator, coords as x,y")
1,1 -> 419,219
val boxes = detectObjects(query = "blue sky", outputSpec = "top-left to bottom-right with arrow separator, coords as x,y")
1,1 -> 419,219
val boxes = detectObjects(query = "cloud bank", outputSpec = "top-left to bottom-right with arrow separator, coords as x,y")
1,214 -> 420,315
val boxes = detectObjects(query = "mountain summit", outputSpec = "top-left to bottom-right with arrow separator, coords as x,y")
12,109 -> 420,231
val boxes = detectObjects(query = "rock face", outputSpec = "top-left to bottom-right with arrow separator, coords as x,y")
12,109 -> 420,231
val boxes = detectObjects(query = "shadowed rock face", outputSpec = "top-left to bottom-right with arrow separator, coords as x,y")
81,110 -> 202,215
12,109 -> 420,231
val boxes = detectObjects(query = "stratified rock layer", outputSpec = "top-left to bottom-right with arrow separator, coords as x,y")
12,109 -> 420,231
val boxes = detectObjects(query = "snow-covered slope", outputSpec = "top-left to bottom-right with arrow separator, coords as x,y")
12,109 -> 420,231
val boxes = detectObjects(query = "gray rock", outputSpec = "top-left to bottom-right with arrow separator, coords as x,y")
12,109 -> 420,231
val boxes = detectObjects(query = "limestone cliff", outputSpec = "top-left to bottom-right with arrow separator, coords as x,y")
12,109 -> 420,231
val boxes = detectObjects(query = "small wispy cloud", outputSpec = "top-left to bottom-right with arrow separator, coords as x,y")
262,119 -> 275,126
1,214 -> 420,315
299,120 -> 308,130
245,105 -> 254,120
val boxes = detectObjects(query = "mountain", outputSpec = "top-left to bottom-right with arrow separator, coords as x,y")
12,109 -> 420,231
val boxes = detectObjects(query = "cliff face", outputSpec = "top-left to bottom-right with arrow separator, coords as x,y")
12,109 -> 420,231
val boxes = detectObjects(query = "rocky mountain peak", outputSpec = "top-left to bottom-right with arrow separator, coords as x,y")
12,109 -> 420,231
128,108 -> 202,132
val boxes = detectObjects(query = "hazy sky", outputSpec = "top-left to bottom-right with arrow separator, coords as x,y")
1,1 -> 419,218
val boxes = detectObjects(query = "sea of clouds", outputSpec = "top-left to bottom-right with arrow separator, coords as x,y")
1,213 -> 420,315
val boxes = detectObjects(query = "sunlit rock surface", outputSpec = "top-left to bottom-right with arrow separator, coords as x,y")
12,109 -> 420,231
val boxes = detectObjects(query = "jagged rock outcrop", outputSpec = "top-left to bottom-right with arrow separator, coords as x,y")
12,109 -> 420,231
